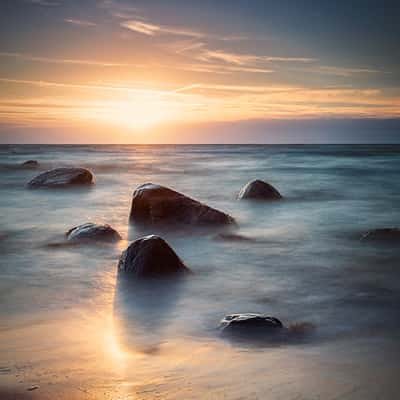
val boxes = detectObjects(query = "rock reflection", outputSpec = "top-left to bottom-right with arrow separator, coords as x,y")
113,273 -> 187,354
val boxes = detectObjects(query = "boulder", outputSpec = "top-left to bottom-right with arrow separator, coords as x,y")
361,228 -> 400,242
220,313 -> 284,336
66,223 -> 121,242
129,183 -> 234,226
22,160 -> 39,168
118,235 -> 190,278
238,179 -> 282,200
27,167 -> 94,188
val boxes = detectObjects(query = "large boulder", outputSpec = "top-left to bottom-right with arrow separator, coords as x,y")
361,228 -> 400,242
27,167 -> 94,188
238,179 -> 282,200
66,223 -> 121,243
220,314 -> 284,337
118,235 -> 190,278
129,183 -> 234,226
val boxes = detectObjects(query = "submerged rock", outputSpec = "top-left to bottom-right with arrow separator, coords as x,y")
238,179 -> 282,200
22,160 -> 39,168
118,235 -> 190,278
27,167 -> 94,188
220,314 -> 284,337
129,183 -> 234,226
66,222 -> 121,243
361,228 -> 400,242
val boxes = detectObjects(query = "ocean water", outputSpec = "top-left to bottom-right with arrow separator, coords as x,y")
0,144 -> 400,399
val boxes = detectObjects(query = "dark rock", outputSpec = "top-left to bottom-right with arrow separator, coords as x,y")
129,183 -> 234,226
66,223 -> 121,242
22,160 -> 39,168
238,179 -> 282,200
220,313 -> 284,337
219,314 -> 316,345
27,167 -> 94,188
118,235 -> 190,278
361,228 -> 400,242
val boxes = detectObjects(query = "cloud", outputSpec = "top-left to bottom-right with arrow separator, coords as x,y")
197,50 -> 258,66
120,20 -> 160,36
27,0 -> 60,5
171,42 -> 317,71
175,63 -> 274,74
99,0 -> 138,19
0,51 -> 273,75
0,52 -> 128,67
174,44 -> 385,79
312,65 -> 385,77
0,78 -> 181,96
287,65 -> 388,77
196,49 -> 317,65
120,18 -> 255,42
167,41 -> 315,74
121,19 -> 204,38
171,40 -> 206,54
174,83 -> 303,94
263,56 -> 317,63
1,77 -> 399,127
64,19 -> 97,27
105,1 -> 207,38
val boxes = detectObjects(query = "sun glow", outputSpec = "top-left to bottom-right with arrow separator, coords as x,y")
80,94 -> 187,131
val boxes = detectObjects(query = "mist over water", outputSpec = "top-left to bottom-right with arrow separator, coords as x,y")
1,144 -> 400,399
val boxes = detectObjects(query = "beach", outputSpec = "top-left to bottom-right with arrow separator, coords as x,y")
1,144 -> 400,399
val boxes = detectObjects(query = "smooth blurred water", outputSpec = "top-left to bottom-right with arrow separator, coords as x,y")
1,144 -> 400,399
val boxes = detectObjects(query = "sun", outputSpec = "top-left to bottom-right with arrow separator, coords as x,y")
107,100 -> 171,130
80,92 -> 184,131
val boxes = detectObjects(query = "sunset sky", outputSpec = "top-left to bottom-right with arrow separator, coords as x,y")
0,0 -> 399,143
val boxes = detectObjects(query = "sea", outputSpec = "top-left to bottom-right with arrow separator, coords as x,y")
0,144 -> 399,399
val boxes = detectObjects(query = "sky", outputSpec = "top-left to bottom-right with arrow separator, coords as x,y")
0,0 -> 399,143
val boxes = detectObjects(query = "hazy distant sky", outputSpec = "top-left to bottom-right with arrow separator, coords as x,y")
0,0 -> 399,143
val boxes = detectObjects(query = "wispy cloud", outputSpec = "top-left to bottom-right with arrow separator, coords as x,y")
0,52 -> 128,67
1,77 -> 399,127
196,49 -> 317,65
174,83 -> 303,94
27,0 -> 60,6
64,18 -> 97,27
121,19 -> 204,38
171,63 -> 274,75
99,0 -> 138,20
120,20 -> 160,35
0,78 -> 182,96
0,51 -> 273,75
285,64 -> 388,77
311,65 -> 385,77
166,41 -> 315,74
174,43 -> 386,79
196,50 -> 258,66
